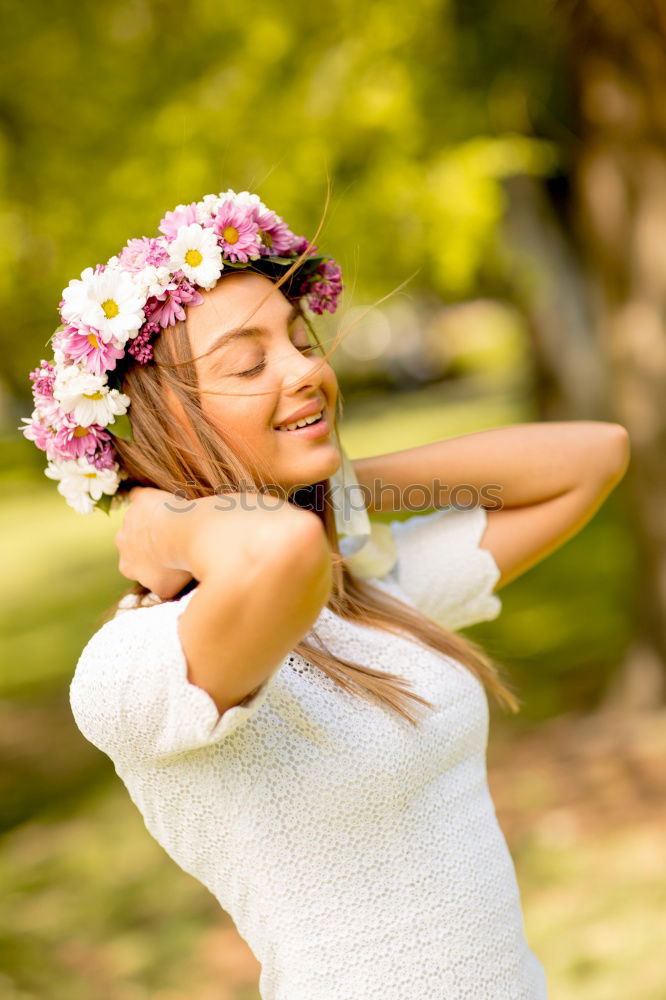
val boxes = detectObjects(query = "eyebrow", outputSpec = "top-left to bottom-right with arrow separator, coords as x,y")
207,303 -> 302,356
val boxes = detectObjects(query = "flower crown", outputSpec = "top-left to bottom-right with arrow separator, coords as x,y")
20,189 -> 343,515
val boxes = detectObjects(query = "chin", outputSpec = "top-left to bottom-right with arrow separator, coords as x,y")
322,442 -> 343,477
281,443 -> 342,492
307,444 -> 343,485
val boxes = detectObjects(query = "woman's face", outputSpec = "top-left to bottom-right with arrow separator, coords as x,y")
187,272 -> 341,493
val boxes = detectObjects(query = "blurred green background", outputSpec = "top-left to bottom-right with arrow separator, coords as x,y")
2,1 -> 665,998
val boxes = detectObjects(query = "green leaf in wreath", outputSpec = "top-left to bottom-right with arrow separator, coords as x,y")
95,493 -> 114,516
108,412 -> 133,441
297,256 -> 325,275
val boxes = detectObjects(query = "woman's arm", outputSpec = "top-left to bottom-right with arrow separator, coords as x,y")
116,489 -> 332,713
352,420 -> 631,590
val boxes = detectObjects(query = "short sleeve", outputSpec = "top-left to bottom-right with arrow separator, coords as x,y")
69,586 -> 282,769
386,505 -> 502,631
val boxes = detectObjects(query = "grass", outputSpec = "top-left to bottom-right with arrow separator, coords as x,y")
0,481 -> 125,698
518,822 -> 666,999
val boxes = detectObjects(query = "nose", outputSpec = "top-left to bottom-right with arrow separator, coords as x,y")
278,339 -> 332,397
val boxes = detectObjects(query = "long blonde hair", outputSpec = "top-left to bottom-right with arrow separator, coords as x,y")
109,223 -> 520,726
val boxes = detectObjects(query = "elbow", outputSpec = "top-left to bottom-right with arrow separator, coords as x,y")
596,422 -> 631,484
575,421 -> 630,494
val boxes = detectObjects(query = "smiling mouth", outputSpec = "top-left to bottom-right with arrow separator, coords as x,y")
274,408 -> 325,432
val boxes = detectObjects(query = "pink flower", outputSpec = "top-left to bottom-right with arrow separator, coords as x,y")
57,325 -> 125,375
301,259 -> 343,315
53,419 -> 112,461
253,207 -> 296,256
33,396 -> 64,427
33,394 -> 63,425
127,322 -> 159,364
91,440 -> 117,470
29,360 -> 56,397
119,237 -> 169,272
213,201 -> 262,263
21,415 -> 56,454
144,279 -> 203,328
158,203 -> 199,239
292,236 -> 318,256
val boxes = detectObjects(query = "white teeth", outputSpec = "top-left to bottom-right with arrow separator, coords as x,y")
277,409 -> 323,431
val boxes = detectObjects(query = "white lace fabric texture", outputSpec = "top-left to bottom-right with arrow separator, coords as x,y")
70,505 -> 548,999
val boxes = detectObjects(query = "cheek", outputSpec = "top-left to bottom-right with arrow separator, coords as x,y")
203,391 -> 274,443
323,363 -> 339,403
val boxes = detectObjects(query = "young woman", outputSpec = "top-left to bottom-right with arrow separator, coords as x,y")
23,189 -> 630,999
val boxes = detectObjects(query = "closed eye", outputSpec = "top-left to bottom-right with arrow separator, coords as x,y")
235,341 -> 318,378
236,360 -> 266,378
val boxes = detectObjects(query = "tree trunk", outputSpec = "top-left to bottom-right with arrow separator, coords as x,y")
559,0 -> 666,709
502,172 -> 609,422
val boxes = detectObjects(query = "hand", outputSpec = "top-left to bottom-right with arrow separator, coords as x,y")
114,486 -> 194,599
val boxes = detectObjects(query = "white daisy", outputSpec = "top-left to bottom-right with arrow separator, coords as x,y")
53,364 -> 130,427
197,194 -> 224,224
45,456 -> 120,515
134,264 -> 174,300
61,266 -> 145,345
168,223 -> 223,289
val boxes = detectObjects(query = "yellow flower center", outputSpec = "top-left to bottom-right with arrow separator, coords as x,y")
258,229 -> 273,248
82,391 -> 104,400
222,226 -> 239,244
185,248 -> 203,267
101,298 -> 119,319
73,426 -> 90,438
83,472 -> 97,479
87,332 -> 100,349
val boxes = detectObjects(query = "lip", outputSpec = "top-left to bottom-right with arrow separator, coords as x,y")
274,414 -> 331,440
273,399 -> 326,430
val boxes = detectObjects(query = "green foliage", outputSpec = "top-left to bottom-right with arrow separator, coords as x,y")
107,412 -> 133,442
94,493 -> 115,515
1,0 -> 564,404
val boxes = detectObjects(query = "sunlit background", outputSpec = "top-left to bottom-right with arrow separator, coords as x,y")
1,1 -> 665,998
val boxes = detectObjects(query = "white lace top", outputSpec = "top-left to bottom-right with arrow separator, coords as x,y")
70,505 -> 548,1000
